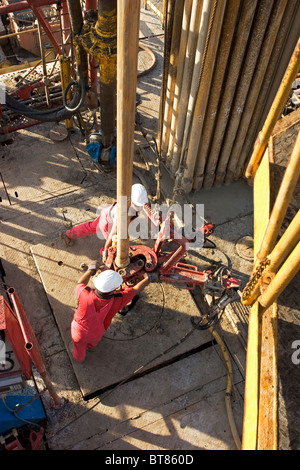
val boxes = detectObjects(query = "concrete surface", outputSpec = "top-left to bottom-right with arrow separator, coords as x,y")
0,8 -> 250,451
0,124 -> 248,451
30,234 -> 212,399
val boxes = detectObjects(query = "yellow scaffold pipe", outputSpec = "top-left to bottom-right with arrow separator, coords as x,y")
258,241 -> 300,310
257,128 -> 300,261
267,209 -> 300,272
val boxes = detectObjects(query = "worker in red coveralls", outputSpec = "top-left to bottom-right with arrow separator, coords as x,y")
71,261 -> 158,362
60,184 -> 149,263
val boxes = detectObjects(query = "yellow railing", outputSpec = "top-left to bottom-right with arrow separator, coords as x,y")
242,37 -> 300,450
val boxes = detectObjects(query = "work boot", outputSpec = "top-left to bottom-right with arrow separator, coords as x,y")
60,231 -> 74,247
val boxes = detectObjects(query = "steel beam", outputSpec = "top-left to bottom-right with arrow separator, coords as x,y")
26,0 -> 63,56
0,0 -> 66,15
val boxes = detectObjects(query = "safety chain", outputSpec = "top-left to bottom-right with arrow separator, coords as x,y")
242,258 -> 271,301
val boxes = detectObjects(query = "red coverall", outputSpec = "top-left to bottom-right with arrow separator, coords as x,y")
65,202 -> 116,242
71,283 -> 135,362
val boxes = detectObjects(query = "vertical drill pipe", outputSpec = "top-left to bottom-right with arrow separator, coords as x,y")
245,37 -> 300,179
225,0 -> 288,184
213,0 -> 274,187
181,0 -> 227,193
169,0 -> 202,174
157,0 -> 176,154
200,0 -> 257,188
176,0 -> 213,178
160,0 -> 185,159
257,129 -> 300,261
166,0 -> 193,167
96,0 -> 117,147
236,0 -> 299,180
197,0 -> 241,190
116,0 -> 140,268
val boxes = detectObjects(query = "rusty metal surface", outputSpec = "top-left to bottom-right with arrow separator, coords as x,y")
270,115 -> 300,450
243,109 -> 300,449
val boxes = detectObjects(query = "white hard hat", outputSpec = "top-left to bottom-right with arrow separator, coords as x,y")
131,184 -> 148,207
93,269 -> 123,293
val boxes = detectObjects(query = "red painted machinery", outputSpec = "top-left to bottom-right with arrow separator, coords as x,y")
104,204 -> 242,327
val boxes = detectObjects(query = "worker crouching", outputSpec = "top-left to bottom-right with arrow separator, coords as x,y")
71,261 -> 157,362
60,184 -> 149,263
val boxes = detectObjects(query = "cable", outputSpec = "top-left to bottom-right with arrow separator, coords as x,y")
208,327 -> 242,450
1,396 -> 42,431
4,65 -> 86,123
62,65 -> 86,113
44,277 -> 241,450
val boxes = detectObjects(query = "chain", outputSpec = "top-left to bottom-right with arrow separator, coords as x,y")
242,258 -> 271,301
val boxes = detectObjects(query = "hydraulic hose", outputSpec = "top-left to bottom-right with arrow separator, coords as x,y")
210,326 -> 242,450
62,66 -> 86,113
4,66 -> 86,123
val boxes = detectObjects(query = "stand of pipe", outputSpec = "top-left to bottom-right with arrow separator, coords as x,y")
225,0 -> 288,184
115,0 -> 140,268
200,0 -> 257,189
177,0 -> 213,179
181,0 -> 227,193
169,0 -> 202,175
160,0 -> 185,159
213,0 -> 274,187
245,37 -> 300,179
235,0 -> 299,181
157,0 -> 176,154
166,0 -> 192,167
200,0 -> 241,190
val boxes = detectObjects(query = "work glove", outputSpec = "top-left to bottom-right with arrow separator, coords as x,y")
102,249 -> 108,264
88,260 -> 99,273
147,272 -> 160,283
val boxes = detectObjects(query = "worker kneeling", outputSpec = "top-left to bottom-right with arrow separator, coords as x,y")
71,262 -> 156,362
